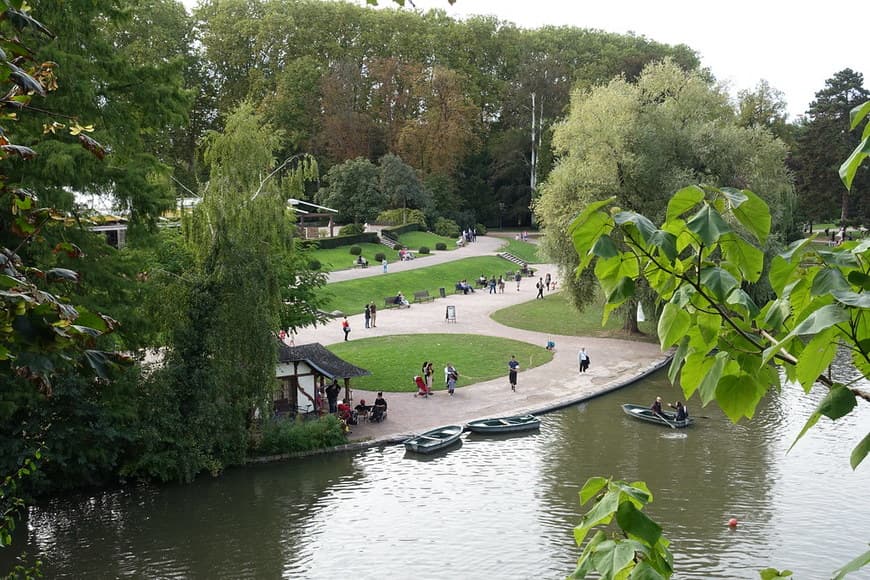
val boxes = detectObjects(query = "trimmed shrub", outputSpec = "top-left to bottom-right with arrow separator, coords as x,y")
418,246 -> 430,254
340,223 -> 365,236
475,223 -> 488,235
435,242 -> 447,251
349,245 -> 362,256
256,415 -> 346,455
308,259 -> 321,271
375,252 -> 386,262
434,217 -> 460,238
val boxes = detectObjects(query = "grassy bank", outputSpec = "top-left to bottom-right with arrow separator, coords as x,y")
491,291 -> 657,340
328,333 -> 553,393
323,256 -> 518,314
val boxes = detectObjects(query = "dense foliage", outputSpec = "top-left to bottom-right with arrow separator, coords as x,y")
193,0 -> 700,228
536,60 -> 796,331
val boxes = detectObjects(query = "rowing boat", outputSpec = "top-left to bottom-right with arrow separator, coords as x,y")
621,404 -> 693,428
403,424 -> 464,454
466,414 -> 540,434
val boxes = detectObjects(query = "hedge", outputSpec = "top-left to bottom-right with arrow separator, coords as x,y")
313,232 -> 379,249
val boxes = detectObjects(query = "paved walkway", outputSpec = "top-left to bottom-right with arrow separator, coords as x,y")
291,235 -> 667,447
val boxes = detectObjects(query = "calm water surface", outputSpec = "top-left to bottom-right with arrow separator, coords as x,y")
5,368 -> 870,579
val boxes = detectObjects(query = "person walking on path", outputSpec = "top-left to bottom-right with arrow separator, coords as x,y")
364,304 -> 371,329
515,271 -> 522,292
369,301 -> 377,327
545,273 -> 552,291
382,258 -> 388,273
341,317 -> 350,341
579,347 -> 590,373
536,277 -> 545,299
488,276 -> 497,294
508,355 -> 520,392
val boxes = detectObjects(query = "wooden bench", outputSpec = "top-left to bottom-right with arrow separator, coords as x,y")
384,296 -> 410,309
413,290 -> 434,304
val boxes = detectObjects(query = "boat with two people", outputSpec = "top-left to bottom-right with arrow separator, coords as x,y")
621,403 -> 694,428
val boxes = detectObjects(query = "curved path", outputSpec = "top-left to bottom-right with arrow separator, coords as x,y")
288,235 -> 667,448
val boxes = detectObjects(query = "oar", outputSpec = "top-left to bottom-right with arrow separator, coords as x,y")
654,411 -> 677,429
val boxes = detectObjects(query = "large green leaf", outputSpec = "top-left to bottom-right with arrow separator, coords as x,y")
794,327 -> 838,393
832,290 -> 870,309
768,255 -> 797,296
715,372 -> 766,421
698,351 -> 730,405
579,476 -> 609,505
839,135 -> 870,191
850,432 -> 870,469
666,185 -> 704,222
668,337 -> 691,385
647,230 -> 677,261
699,267 -> 738,302
759,568 -> 793,579
605,276 -> 636,307
727,188 -> 770,244
818,383 -> 857,420
778,236 -> 815,261
763,304 -> 850,365
849,100 -> 870,130
680,352 -> 713,399
589,539 -> 636,578
614,211 -> 657,245
591,236 -> 619,259
570,200 -> 615,271
719,232 -> 764,282
727,288 -> 760,319
811,268 -> 851,296
616,501 -> 662,546
658,302 -> 691,349
630,561 -> 668,580
574,489 -> 619,545
817,249 -> 860,269
686,204 -> 731,246
832,545 -> 870,580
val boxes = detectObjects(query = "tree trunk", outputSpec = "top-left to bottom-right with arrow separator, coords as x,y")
841,190 -> 849,227
623,300 -> 640,334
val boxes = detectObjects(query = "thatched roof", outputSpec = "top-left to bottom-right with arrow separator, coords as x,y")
277,342 -> 371,379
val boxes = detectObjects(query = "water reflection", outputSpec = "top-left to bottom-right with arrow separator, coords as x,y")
3,369 -> 869,579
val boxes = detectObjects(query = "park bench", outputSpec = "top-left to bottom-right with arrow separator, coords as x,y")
353,260 -> 368,269
384,296 -> 410,309
413,290 -> 434,304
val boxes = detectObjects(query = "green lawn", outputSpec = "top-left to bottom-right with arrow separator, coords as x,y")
498,238 -> 547,264
323,256 -> 517,314
308,242 -> 428,272
491,291 -> 657,341
397,231 -> 457,251
328,333 -> 553,393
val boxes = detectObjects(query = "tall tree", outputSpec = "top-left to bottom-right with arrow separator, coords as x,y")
736,79 -> 793,145
793,69 -> 870,226
379,153 -> 428,222
536,60 -> 794,331
317,157 -> 385,225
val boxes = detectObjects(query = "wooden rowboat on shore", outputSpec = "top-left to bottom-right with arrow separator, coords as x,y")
466,414 -> 540,434
621,404 -> 693,428
403,425 -> 463,454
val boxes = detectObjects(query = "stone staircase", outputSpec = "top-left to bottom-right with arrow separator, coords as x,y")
379,235 -> 398,249
499,252 -> 527,268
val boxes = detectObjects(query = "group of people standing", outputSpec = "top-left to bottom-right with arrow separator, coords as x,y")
363,301 -> 378,329
535,273 -> 554,299
416,361 -> 460,396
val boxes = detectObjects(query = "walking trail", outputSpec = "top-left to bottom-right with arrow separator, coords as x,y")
290,235 -> 667,448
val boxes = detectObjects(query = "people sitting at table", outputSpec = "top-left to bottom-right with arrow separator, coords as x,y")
394,291 -> 410,306
370,391 -> 388,422
355,399 -> 370,421
455,279 -> 474,294
355,255 -> 368,267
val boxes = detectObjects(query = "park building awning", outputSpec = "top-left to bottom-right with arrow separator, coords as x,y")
274,341 -> 370,416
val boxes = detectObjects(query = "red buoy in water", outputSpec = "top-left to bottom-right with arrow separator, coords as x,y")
728,518 -> 738,527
